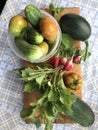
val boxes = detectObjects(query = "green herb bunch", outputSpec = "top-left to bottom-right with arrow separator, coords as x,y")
17,65 -> 77,130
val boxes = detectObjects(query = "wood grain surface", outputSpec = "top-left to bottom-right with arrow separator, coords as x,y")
23,7 -> 82,124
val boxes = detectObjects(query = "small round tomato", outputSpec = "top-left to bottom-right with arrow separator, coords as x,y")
63,72 -> 82,90
39,17 -> 58,40
9,15 -> 27,37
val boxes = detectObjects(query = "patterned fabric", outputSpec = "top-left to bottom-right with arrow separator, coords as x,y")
0,0 -> 98,129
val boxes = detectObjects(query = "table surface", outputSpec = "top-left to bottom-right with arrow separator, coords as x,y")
0,0 -> 98,130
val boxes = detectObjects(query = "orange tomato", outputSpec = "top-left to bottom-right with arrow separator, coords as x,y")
63,72 -> 82,90
39,17 -> 58,40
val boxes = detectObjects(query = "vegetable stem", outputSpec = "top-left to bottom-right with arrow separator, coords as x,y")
84,40 -> 89,61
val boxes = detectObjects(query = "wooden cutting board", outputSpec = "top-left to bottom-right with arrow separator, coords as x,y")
23,7 -> 82,124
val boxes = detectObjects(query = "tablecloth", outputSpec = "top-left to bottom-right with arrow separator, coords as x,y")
0,0 -> 98,130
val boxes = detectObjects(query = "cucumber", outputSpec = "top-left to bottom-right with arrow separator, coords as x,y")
26,27 -> 44,45
15,37 -> 43,60
65,97 -> 95,127
25,4 -> 42,26
59,13 -> 91,41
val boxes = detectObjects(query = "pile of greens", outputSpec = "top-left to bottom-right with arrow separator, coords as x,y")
18,65 -> 77,130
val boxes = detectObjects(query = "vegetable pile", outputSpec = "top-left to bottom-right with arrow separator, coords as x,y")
17,64 -> 94,130
9,2 -> 95,130
9,4 -> 59,61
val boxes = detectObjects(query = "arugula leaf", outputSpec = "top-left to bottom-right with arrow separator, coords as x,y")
44,121 -> 53,130
48,88 -> 59,101
33,118 -> 41,128
36,73 -> 46,86
61,33 -> 73,50
20,107 -> 33,119
21,67 -> 34,78
24,81 -> 37,92
59,33 -> 73,58
49,3 -> 64,20
49,3 -> 56,12
56,73 -> 77,113
37,89 -> 49,105
57,73 -> 71,95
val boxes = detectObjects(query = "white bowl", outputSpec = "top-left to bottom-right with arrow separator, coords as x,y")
7,10 -> 62,63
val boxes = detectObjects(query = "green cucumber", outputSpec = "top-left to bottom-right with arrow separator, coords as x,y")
25,4 -> 42,26
64,96 -> 95,127
22,27 -> 44,45
15,37 -> 43,60
27,27 -> 43,45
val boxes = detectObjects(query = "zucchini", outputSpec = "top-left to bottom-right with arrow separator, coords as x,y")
15,37 -> 43,60
65,97 -> 95,127
59,13 -> 91,41
25,4 -> 42,26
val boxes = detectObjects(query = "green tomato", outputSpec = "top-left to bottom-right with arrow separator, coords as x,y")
9,15 -> 27,37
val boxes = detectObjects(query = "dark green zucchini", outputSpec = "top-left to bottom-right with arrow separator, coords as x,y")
59,13 -> 91,41
65,97 -> 95,127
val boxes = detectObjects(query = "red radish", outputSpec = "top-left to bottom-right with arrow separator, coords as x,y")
63,60 -> 73,71
59,57 -> 67,65
50,56 -> 59,68
73,56 -> 81,63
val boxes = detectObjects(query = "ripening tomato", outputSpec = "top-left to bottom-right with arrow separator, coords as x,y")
9,15 -> 27,37
39,17 -> 58,40
63,72 -> 82,90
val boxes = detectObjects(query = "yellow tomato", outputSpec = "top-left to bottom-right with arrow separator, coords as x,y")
63,72 -> 82,90
9,15 -> 27,36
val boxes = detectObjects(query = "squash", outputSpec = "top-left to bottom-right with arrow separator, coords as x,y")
24,4 -> 42,26
59,13 -> 91,61
68,97 -> 95,127
59,13 -> 91,41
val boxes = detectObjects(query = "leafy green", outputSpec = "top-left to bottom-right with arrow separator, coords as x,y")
44,121 -> 53,130
33,118 -> 41,128
48,87 -> 59,101
20,107 -> 33,119
49,3 -> 64,20
59,33 -> 73,58
35,73 -> 46,86
61,33 -> 73,50
56,73 -> 77,113
18,65 -> 77,130
24,81 -> 37,92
